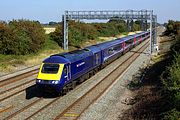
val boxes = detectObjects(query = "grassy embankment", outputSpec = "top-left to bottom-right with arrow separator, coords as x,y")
120,21 -> 180,119
0,31 -> 134,73
0,36 -> 62,72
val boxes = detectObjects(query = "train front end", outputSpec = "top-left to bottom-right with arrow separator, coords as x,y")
36,55 -> 70,93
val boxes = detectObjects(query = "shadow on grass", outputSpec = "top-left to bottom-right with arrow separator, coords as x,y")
120,56 -> 173,120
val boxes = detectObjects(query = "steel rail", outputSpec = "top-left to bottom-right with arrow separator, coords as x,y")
0,69 -> 38,88
3,98 -> 43,120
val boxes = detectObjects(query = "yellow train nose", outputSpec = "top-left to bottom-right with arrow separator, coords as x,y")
37,63 -> 64,81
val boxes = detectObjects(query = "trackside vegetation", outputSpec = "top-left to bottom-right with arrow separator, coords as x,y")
0,20 -> 61,72
0,20 -> 46,55
50,20 -> 141,48
161,20 -> 180,119
119,20 -> 180,120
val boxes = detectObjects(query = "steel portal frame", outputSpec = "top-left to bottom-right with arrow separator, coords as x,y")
62,10 -> 157,54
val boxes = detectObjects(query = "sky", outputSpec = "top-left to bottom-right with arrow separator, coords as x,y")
0,0 -> 179,24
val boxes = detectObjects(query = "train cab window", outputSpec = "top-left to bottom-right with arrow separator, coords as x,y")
41,64 -> 59,74
63,67 -> 67,75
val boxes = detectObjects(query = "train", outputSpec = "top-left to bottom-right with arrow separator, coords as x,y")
36,31 -> 150,94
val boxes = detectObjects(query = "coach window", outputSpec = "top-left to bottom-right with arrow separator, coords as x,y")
108,48 -> 114,54
114,45 -> 121,51
95,54 -> 99,64
125,39 -> 133,46
138,36 -> 141,40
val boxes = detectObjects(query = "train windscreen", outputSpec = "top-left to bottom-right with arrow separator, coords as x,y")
41,64 -> 59,74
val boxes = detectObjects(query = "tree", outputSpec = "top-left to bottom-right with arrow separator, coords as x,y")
0,20 -> 46,55
50,25 -> 63,47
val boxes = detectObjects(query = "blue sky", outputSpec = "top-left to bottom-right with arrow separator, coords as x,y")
0,0 -> 179,23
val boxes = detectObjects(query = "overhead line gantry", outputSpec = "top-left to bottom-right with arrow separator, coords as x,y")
62,10 -> 157,54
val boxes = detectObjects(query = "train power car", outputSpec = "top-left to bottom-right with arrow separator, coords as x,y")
36,31 -> 150,94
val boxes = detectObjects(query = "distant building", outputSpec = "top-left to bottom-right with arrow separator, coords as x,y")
43,27 -> 56,34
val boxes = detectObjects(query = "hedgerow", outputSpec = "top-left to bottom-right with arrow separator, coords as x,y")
162,20 -> 180,119
0,20 -> 46,55
50,20 -> 141,48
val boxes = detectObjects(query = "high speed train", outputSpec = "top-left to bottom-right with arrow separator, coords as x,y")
36,31 -> 150,94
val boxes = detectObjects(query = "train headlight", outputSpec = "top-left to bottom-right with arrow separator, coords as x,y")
51,80 -> 59,84
36,79 -> 42,83
54,81 -> 59,84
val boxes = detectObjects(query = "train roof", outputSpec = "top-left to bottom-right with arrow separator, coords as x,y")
130,31 -> 149,37
139,31 -> 149,34
92,31 -> 148,50
121,35 -> 134,40
85,45 -> 101,54
94,38 -> 124,50
43,55 -> 70,64
44,49 -> 93,63
94,34 -> 135,50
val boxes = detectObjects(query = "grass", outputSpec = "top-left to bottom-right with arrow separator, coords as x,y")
0,37 -> 63,72
151,53 -> 171,63
97,32 -> 129,42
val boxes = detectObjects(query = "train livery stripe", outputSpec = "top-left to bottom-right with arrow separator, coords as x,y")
37,63 -> 64,81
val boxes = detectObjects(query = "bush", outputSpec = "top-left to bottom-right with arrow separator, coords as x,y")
50,24 -> 63,46
94,20 -> 127,37
0,22 -> 17,54
163,54 -> 180,90
162,54 -> 180,112
161,20 -> 180,120
68,21 -> 97,47
161,55 -> 180,119
0,20 -> 46,55
50,20 -> 140,48
163,109 -> 180,120
165,20 -> 180,35
171,37 -> 180,53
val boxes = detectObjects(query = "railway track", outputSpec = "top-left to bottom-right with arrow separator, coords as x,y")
2,97 -> 60,120
0,66 -> 39,103
53,41 -> 149,120
3,98 -> 43,120
0,67 -> 39,118
0,40 -> 149,120
0,105 -> 14,115
0,79 -> 34,95
0,79 -> 35,102
0,69 -> 38,87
